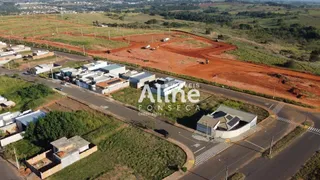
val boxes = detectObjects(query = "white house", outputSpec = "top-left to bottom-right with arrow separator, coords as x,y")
30,63 -> 62,75
150,77 -> 186,96
8,45 -> 31,52
0,50 -> 16,57
99,64 -> 126,77
196,105 -> 257,139
0,41 -> 7,48
94,78 -> 129,94
82,61 -> 108,71
0,111 -> 21,128
129,72 -> 156,89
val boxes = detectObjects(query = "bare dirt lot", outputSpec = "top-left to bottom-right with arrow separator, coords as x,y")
1,17 -> 320,107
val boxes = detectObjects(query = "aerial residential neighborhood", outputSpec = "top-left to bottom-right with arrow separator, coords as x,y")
0,0 -> 319,180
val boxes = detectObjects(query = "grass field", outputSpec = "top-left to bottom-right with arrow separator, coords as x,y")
46,34 -> 129,50
111,87 -> 269,128
0,76 -> 61,112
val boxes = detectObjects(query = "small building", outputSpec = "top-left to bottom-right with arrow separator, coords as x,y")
129,72 -> 156,89
94,78 -> 129,94
0,50 -> 16,57
30,63 -> 62,75
196,105 -> 257,139
0,111 -> 21,128
0,96 -> 16,109
99,64 -> 126,77
82,60 -> 108,71
8,45 -> 31,52
120,70 -> 140,80
32,50 -> 55,60
0,41 -> 7,48
150,77 -> 186,96
26,136 -> 97,179
15,110 -> 46,131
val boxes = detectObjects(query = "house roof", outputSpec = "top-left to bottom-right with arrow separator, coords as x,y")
15,110 -> 46,126
213,105 -> 257,123
100,64 -> 123,71
96,78 -> 124,88
130,72 -> 154,81
198,115 -> 220,127
51,136 -> 90,158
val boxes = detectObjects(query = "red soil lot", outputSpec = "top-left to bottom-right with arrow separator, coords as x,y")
1,30 -> 320,108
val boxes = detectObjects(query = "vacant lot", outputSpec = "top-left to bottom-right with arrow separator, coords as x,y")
0,75 -> 62,112
112,87 -> 269,128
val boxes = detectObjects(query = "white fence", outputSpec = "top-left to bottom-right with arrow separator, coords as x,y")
0,132 -> 24,147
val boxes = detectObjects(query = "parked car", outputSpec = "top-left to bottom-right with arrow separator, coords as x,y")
55,87 -> 63,91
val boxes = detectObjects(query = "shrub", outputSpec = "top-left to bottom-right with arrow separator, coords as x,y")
228,172 -> 246,180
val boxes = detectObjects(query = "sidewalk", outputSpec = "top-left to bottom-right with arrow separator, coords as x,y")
163,138 -> 195,180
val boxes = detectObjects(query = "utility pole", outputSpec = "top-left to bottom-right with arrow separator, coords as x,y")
225,166 -> 228,180
82,45 -> 86,56
14,148 -> 19,169
269,136 -> 274,157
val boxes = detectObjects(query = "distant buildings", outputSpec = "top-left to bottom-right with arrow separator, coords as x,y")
0,95 -> 16,110
99,64 -> 126,77
30,63 -> 61,75
196,105 -> 257,139
82,60 -> 108,71
128,72 -> 156,89
0,110 -> 46,147
26,136 -> 97,179
32,50 -> 54,60
150,77 -> 186,96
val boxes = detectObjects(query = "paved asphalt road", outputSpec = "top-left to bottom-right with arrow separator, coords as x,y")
1,52 -> 320,180
0,157 -> 22,180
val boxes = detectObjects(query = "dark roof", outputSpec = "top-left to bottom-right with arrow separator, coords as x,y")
212,111 -> 227,118
227,117 -> 240,127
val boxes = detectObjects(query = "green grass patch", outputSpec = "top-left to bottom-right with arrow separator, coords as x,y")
293,151 -> 320,180
47,34 -> 129,50
228,172 -> 246,180
263,126 -> 306,159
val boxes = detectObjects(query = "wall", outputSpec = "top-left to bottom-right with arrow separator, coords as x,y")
0,132 -> 24,147
79,145 -> 98,159
0,123 -> 17,134
32,52 -> 54,60
40,164 -> 63,179
214,118 -> 257,139
101,81 -> 129,94
60,150 -> 80,168
134,75 -> 156,89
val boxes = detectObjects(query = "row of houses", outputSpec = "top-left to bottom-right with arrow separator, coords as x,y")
0,110 -> 46,147
0,43 -> 31,65
54,60 -> 186,96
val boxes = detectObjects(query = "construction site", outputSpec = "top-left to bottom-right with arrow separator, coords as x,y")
1,15 -> 320,107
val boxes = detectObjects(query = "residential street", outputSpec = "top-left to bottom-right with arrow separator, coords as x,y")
1,52 -> 320,180
0,157 -> 22,180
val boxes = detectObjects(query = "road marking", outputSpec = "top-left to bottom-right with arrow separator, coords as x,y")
178,133 -> 198,143
244,140 -> 264,150
194,146 -> 206,154
269,104 -> 274,109
192,143 -> 200,148
272,103 -> 285,114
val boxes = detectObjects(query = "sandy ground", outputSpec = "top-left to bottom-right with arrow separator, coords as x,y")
1,27 -> 320,107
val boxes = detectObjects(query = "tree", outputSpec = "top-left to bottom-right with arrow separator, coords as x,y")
309,50 -> 320,62
205,27 -> 213,35
25,111 -> 88,146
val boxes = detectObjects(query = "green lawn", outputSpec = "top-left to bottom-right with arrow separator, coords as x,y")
0,76 -> 62,112
47,34 -> 129,50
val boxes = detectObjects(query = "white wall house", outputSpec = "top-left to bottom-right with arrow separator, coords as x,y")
82,61 -> 108,71
196,105 -> 257,139
31,63 -> 62,75
94,78 -> 129,94
99,64 -> 126,77
150,77 -> 186,96
8,45 -> 31,52
129,72 -> 156,89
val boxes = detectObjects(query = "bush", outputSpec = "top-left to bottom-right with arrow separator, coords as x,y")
181,166 -> 187,172
293,151 -> 320,180
228,172 -> 246,180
